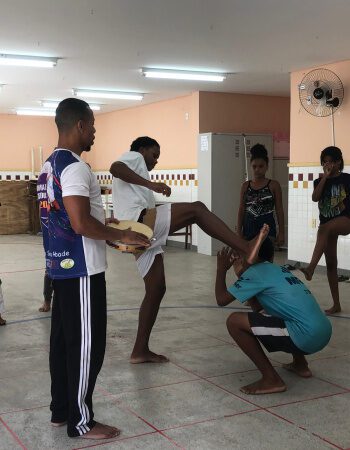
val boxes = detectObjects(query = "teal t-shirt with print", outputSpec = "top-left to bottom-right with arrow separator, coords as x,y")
228,262 -> 332,354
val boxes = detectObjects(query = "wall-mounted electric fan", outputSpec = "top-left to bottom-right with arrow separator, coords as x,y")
298,68 -> 344,144
299,68 -> 344,117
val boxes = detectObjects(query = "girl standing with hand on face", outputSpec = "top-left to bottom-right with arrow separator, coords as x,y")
237,144 -> 285,250
301,146 -> 350,315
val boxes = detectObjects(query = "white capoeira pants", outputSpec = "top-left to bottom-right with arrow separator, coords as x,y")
136,204 -> 172,278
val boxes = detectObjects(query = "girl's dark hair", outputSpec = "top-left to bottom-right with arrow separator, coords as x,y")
130,136 -> 159,152
250,143 -> 269,164
320,146 -> 344,171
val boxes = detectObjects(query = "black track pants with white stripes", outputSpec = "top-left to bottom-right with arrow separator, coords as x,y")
50,272 -> 106,437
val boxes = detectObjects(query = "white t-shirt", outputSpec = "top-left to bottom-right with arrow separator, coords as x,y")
112,151 -> 155,221
38,149 -> 107,278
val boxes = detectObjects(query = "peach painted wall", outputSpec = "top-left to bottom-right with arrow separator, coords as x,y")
0,115 -> 57,170
291,60 -> 350,164
0,90 -> 290,171
198,91 -> 290,158
89,93 -> 199,170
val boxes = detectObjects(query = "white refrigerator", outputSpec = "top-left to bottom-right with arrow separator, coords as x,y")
197,133 -> 273,256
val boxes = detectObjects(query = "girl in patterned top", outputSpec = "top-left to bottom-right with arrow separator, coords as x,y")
237,144 -> 285,249
301,147 -> 350,315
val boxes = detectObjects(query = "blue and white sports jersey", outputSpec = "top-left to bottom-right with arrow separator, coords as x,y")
37,149 -> 107,279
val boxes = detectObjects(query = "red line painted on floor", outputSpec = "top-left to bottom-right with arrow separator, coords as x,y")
265,409 -> 342,449
269,391 -> 349,409
0,243 -> 42,246
0,404 -> 50,416
116,402 -> 186,449
313,375 -> 350,392
97,376 -> 200,397
0,416 -> 28,450
170,361 -> 263,409
193,329 -> 236,345
311,432 -> 344,450
159,407 -> 261,432
0,267 -> 45,275
91,386 -> 185,449
72,431 -> 158,450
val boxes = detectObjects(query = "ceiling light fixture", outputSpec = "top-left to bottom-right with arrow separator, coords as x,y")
73,89 -> 143,101
141,68 -> 227,82
41,100 -> 101,111
0,54 -> 58,68
16,109 -> 55,117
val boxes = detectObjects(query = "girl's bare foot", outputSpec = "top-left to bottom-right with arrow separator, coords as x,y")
39,301 -> 51,312
240,376 -> 286,395
300,267 -> 313,281
80,422 -> 120,440
130,350 -> 169,364
325,305 -> 341,315
246,224 -> 270,265
282,362 -> 312,378
0,315 -> 6,326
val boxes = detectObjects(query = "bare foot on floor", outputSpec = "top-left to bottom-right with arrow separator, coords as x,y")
247,224 -> 270,265
130,350 -> 169,364
325,305 -> 341,315
240,377 -> 286,395
300,267 -> 313,281
283,362 -> 312,378
0,315 -> 6,326
80,422 -> 120,440
39,301 -> 51,312
51,421 -> 67,427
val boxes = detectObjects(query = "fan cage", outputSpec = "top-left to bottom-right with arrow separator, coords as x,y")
299,68 -> 344,117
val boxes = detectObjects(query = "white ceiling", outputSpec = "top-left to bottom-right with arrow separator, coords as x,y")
1,0 -> 350,114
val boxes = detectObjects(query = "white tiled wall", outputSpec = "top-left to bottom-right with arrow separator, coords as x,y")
288,165 -> 350,270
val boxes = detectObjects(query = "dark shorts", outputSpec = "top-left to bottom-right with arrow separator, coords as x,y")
248,312 -> 307,355
243,213 -> 277,239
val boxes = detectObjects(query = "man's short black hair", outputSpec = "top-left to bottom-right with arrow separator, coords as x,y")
55,98 -> 92,132
258,237 -> 274,262
130,136 -> 159,152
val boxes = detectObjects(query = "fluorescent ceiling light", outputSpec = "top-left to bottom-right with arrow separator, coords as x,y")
41,100 -> 101,111
16,109 -> 55,117
0,54 -> 57,68
141,68 -> 226,82
74,89 -> 143,101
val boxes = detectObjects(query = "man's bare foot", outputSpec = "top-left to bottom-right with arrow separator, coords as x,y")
282,362 -> 312,378
240,377 -> 286,395
246,224 -> 270,265
80,422 -> 120,440
325,305 -> 341,315
300,267 -> 313,281
130,350 -> 169,364
51,421 -> 67,427
39,301 -> 51,313
0,315 -> 6,326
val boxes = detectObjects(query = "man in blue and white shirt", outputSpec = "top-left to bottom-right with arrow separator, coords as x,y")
38,98 -> 149,440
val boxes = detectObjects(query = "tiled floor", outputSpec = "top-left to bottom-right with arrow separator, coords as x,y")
0,235 -> 349,449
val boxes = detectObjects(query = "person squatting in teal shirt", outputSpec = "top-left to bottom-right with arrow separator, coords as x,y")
215,236 -> 332,395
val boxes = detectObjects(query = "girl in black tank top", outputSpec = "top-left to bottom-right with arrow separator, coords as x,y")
237,144 -> 285,247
